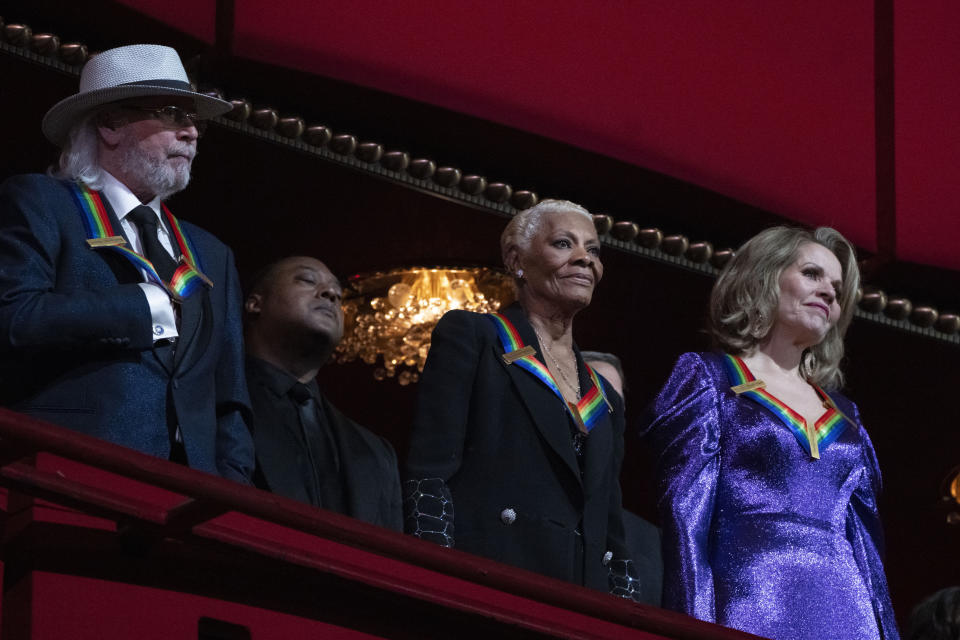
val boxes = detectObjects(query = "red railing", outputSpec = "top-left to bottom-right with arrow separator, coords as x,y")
0,408 -> 760,640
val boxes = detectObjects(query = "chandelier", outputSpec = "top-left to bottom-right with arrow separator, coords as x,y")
943,465 -> 960,526
335,267 -> 515,384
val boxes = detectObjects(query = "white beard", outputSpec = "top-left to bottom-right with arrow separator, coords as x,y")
118,132 -> 194,201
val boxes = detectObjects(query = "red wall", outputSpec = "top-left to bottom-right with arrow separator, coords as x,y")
231,1 -> 878,250
894,0 -> 960,267
113,0 -> 216,43
112,0 -> 960,268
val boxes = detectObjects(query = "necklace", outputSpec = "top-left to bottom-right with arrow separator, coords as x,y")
532,325 -> 581,400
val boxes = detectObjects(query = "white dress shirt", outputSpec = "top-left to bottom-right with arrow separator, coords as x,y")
100,171 -> 179,341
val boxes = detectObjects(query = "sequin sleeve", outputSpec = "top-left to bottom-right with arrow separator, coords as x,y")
639,352 -> 721,621
843,401 -> 901,640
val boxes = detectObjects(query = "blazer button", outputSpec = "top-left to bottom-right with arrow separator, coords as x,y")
500,508 -> 517,525
602,551 -> 613,566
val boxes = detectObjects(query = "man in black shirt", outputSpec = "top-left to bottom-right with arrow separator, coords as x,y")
244,256 -> 402,530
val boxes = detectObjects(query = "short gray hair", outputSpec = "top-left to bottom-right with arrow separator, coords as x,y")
500,199 -> 592,266
49,113 -> 106,189
709,226 -> 859,390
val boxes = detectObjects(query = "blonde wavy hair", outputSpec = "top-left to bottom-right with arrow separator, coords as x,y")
709,226 -> 859,390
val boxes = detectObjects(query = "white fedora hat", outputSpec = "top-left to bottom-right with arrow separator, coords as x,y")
42,44 -> 232,146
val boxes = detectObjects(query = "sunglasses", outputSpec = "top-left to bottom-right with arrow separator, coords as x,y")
120,105 -> 209,136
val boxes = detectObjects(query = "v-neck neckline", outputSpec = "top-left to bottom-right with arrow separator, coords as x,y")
722,353 -> 851,458
487,311 -> 611,433
737,356 -> 832,427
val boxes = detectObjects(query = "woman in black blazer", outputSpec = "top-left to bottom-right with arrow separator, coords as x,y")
404,199 -> 641,599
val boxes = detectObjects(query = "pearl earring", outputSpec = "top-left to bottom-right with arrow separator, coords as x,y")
516,269 -> 524,278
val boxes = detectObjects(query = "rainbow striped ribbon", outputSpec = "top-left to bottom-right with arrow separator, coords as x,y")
487,313 -> 611,432
68,182 -> 211,301
722,353 -> 850,459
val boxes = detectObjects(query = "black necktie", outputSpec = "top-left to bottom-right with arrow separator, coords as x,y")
128,205 -> 178,282
289,382 -> 344,511
128,205 -> 178,373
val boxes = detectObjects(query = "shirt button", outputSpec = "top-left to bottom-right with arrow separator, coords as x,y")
154,324 -> 164,336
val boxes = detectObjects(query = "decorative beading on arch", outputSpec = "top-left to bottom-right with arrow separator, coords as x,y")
1,21 -> 956,345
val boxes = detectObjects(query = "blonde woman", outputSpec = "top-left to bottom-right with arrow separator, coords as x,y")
640,227 -> 899,639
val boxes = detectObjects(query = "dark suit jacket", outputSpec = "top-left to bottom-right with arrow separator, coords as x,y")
247,358 -> 403,531
405,304 -> 630,591
0,174 -> 254,483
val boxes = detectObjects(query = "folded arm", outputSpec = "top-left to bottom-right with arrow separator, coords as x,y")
0,176 -> 153,353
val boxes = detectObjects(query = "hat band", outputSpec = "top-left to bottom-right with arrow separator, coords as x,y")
118,78 -> 195,91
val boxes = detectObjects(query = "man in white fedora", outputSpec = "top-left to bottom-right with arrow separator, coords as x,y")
0,44 -> 254,483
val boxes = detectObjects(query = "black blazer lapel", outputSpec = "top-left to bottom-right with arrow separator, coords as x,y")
172,288 -> 208,371
165,215 -> 210,372
498,305 -> 582,486
577,349 -> 614,496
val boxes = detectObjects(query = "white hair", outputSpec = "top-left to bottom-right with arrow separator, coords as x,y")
50,113 -> 106,189
49,109 -> 193,200
500,199 -> 592,265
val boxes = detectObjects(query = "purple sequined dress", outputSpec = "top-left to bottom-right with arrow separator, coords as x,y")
640,353 -> 899,640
